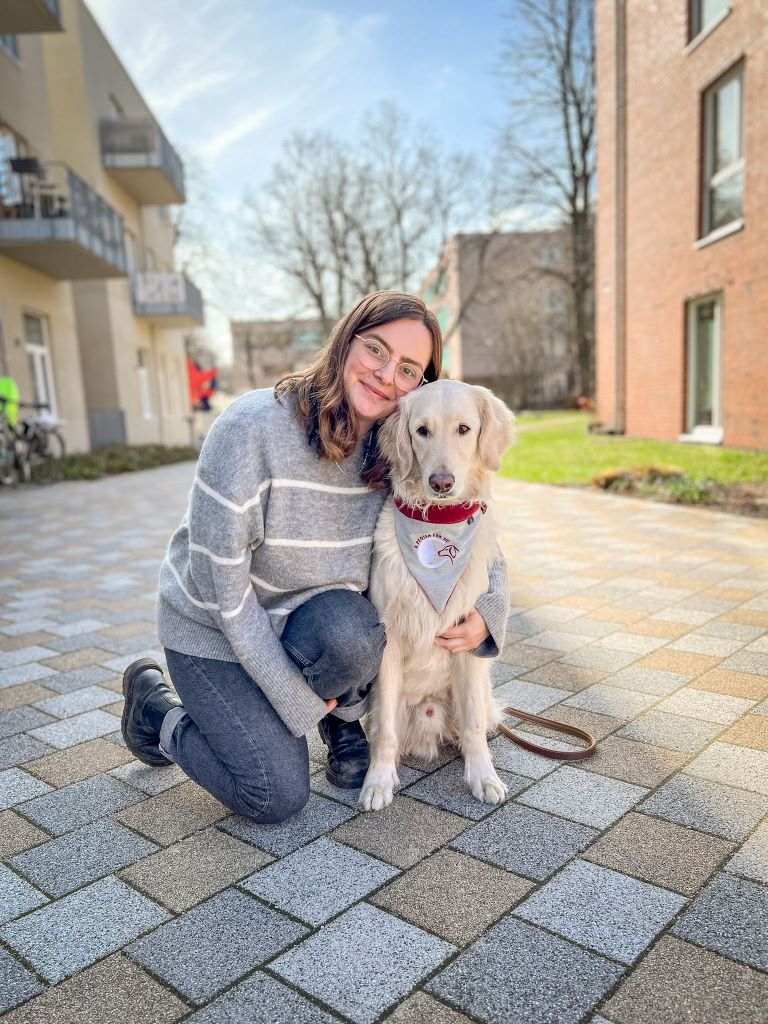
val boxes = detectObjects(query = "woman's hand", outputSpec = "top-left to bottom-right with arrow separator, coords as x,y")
434,609 -> 490,653
325,698 -> 338,713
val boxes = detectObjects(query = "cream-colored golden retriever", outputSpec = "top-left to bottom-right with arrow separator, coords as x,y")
360,379 -> 515,812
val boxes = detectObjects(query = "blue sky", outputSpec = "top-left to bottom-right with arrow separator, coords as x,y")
88,0 -> 515,355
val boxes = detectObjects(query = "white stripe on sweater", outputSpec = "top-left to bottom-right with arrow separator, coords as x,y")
262,536 -> 373,549
190,542 -> 247,566
271,479 -> 369,495
194,476 -> 269,513
168,559 -> 250,621
250,573 -> 363,595
195,475 -> 367,513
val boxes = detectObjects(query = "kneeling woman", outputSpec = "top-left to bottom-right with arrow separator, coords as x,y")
121,290 -> 508,823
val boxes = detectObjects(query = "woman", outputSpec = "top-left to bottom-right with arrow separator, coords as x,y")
121,291 -> 508,823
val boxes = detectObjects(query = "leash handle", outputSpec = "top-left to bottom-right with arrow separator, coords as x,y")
499,706 -> 597,761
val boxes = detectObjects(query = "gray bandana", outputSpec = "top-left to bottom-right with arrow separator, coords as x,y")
394,502 -> 483,613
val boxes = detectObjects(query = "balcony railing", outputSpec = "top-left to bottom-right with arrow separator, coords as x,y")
0,0 -> 62,34
131,271 -> 204,327
100,118 -> 185,205
0,161 -> 127,279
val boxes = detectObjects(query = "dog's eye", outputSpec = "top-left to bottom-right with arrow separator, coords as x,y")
458,424 -> 470,435
416,425 -> 429,437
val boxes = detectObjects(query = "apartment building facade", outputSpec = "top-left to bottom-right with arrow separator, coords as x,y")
231,318 -> 325,393
423,231 -> 574,409
596,0 -> 767,448
0,0 -> 203,452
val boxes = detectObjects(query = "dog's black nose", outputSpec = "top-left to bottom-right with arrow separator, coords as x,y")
429,472 -> 455,494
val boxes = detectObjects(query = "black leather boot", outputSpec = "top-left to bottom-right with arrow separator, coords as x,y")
121,658 -> 183,767
318,716 -> 369,789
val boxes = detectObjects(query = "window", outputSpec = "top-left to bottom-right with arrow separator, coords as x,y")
124,229 -> 138,276
691,0 -> 729,39
686,295 -> 722,442
24,314 -> 58,418
0,35 -> 19,60
701,66 -> 744,237
0,130 -> 21,206
137,350 -> 153,419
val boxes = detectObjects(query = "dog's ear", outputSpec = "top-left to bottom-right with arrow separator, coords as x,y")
477,387 -> 515,471
378,401 -> 414,479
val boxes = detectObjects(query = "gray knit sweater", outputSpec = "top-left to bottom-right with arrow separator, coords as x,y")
157,389 -> 509,737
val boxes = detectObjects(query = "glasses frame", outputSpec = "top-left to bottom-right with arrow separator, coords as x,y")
353,333 -> 428,392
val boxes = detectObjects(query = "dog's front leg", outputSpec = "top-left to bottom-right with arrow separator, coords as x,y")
359,637 -> 402,812
454,654 -> 508,805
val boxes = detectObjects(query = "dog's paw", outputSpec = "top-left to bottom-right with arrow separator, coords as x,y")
465,763 -> 508,805
358,764 -> 399,812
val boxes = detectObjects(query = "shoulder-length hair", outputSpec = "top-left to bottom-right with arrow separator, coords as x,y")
274,291 -> 443,488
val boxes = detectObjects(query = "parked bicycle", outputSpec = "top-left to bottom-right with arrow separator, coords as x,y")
0,396 -> 66,485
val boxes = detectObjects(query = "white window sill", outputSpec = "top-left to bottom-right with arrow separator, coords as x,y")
685,8 -> 731,55
694,218 -> 744,249
678,427 -> 723,445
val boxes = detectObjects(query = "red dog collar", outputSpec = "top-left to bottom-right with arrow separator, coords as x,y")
394,497 -> 486,524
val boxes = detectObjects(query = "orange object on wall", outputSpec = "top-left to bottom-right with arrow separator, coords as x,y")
187,358 -> 217,411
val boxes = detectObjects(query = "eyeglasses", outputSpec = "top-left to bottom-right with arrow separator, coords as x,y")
353,334 -> 427,392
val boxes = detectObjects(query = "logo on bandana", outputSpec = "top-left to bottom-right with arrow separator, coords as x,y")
414,533 -> 456,568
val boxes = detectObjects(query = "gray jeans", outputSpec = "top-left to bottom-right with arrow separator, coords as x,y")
161,589 -> 385,823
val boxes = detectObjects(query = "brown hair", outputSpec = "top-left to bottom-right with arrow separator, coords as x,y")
274,291 -> 443,488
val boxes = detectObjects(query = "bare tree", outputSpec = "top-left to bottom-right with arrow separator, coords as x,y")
245,103 -> 482,333
497,0 -> 596,397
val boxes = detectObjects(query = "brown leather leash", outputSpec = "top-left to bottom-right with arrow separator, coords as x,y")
499,706 -> 597,760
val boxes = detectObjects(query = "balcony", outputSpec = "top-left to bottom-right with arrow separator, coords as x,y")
100,118 -> 185,205
131,271 -> 204,327
0,161 -> 127,279
0,0 -> 62,33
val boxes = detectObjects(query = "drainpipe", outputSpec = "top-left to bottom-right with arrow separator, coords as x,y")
614,0 -> 627,433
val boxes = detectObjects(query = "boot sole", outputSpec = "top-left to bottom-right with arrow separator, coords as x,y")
121,658 -> 172,767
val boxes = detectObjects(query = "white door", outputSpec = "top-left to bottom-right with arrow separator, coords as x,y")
687,295 -> 722,442
24,313 -> 58,418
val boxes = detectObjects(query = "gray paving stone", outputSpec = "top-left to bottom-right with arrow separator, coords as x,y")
639,774 -> 768,841
518,766 -> 648,827
310,763 -> 423,807
219,792 -> 355,856
114,780 -> 228,845
381,991 -> 474,1024
487,733 -> 568,778
491,660 -> 528,684
242,836 -> 397,925
426,916 -> 623,1024
186,972 -> 339,1024
576,735 -> 688,788
561,646 -> 639,671
721,651 -> 768,676
515,859 -> 687,964
604,666 -> 691,696
110,758 -> 188,794
0,733 -> 54,770
0,875 -> 170,983
727,821 -> 768,884
32,684 -> 118,719
0,768 -> 53,809
41,664 -> 117,694
521,629 -> 590,652
684,741 -> 768,795
331,795 -> 471,869
100,650 -> 166,674
451,802 -> 598,880
126,888 -> 306,1005
405,760 -> 529,819
0,646 -> 58,669
10,819 -> 158,897
0,865 -> 48,925
28,708 -> 119,748
18,773 -> 145,834
493,678 -> 571,713
0,706 -> 56,739
655,688 -> 755,725
272,902 -> 454,1024
0,947 -> 44,1014
672,872 -> 768,971
603,934 -> 768,1024
617,710 -> 724,754
0,663 -> 57,688
370,847 -> 535,945
562,683 -> 658,719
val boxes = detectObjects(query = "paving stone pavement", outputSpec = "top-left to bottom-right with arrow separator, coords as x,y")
1,463 -> 767,1023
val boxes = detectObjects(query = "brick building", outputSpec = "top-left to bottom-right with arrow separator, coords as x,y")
596,0 -> 767,448
230,319 -> 324,393
423,230 -> 574,409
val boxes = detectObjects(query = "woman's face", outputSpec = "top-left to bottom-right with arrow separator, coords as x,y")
342,317 -> 433,433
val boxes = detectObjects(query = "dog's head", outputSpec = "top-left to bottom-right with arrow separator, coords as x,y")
378,380 -> 515,501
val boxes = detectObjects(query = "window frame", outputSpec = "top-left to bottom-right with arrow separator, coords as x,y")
682,293 -> 723,444
700,62 -> 745,241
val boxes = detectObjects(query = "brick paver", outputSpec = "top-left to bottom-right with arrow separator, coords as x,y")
1,465 -> 766,1020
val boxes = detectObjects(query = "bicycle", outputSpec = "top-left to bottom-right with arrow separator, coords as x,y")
0,396 -> 66,485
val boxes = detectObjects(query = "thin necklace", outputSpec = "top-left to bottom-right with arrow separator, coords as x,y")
334,429 -> 375,481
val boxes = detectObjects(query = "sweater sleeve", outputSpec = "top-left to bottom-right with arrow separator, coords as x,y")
472,547 -> 509,659
185,418 -> 329,738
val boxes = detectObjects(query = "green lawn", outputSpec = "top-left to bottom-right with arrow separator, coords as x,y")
501,412 -> 768,485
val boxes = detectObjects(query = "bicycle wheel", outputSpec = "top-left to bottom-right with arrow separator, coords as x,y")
30,429 -> 66,484
0,427 -> 19,487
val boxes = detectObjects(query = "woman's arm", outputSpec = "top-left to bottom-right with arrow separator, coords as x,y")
434,547 -> 509,657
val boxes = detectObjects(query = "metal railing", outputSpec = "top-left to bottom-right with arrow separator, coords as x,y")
100,117 -> 185,200
131,271 -> 204,323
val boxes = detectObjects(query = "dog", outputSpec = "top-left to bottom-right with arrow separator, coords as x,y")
359,379 -> 515,812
